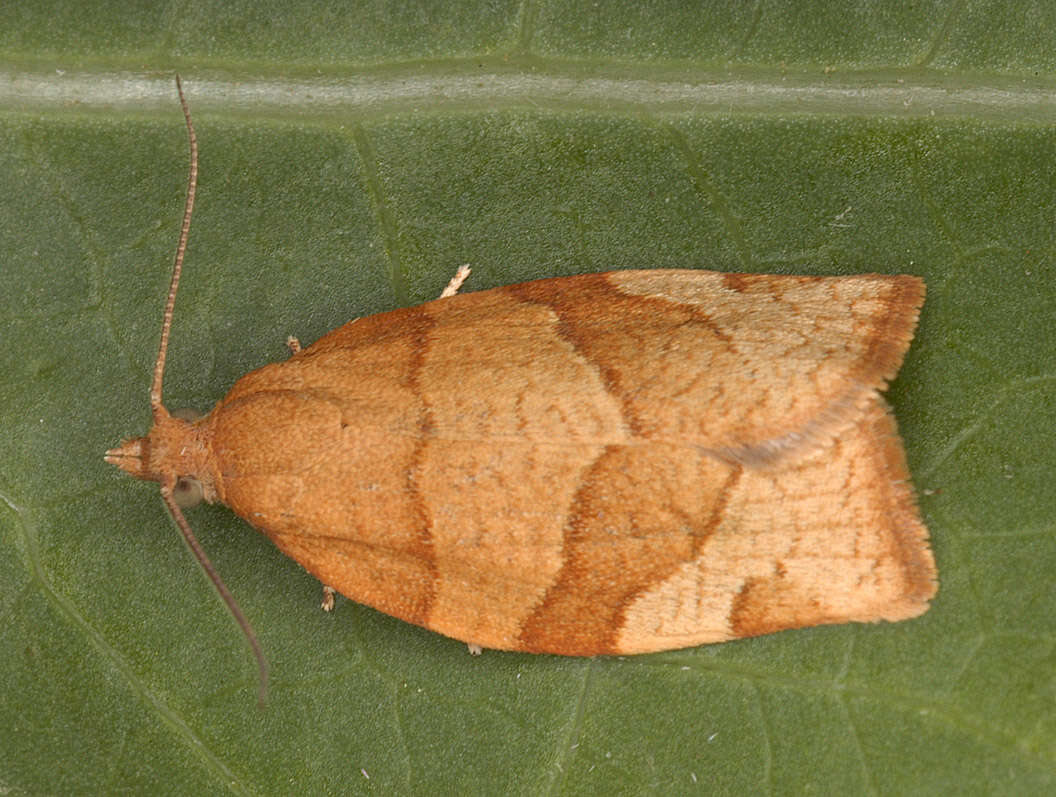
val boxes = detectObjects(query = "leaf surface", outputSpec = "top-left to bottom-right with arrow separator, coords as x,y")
1,3 -> 1054,795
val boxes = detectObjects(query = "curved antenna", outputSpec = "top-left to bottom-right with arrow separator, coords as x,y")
161,483 -> 269,706
150,74 -> 198,416
155,77 -> 268,705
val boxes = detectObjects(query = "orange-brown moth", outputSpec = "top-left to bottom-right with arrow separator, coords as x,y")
107,79 -> 937,699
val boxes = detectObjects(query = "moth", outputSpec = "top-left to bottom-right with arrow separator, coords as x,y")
107,79 -> 936,699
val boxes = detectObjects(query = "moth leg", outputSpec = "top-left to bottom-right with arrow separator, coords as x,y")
439,264 -> 472,298
289,268 -> 466,360
466,643 -> 484,656
320,585 -> 336,612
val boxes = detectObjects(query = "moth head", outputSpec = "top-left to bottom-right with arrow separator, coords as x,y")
105,406 -> 215,505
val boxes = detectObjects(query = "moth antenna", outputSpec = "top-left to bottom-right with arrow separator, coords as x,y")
151,74 -> 198,417
154,77 -> 268,706
161,484 -> 269,706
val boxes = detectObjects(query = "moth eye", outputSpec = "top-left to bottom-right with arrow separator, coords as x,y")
174,476 -> 204,508
172,408 -> 201,422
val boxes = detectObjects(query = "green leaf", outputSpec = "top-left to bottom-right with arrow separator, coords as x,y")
2,2 -> 1054,795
